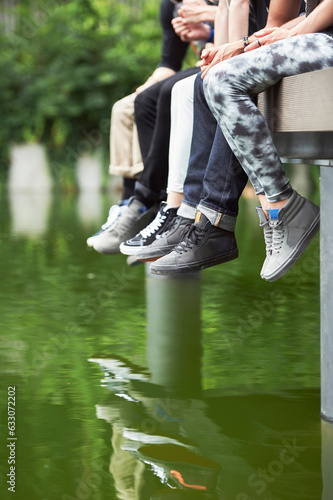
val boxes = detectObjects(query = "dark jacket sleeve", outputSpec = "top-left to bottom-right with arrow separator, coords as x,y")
158,0 -> 189,71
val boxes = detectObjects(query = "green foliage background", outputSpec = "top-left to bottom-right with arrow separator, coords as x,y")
0,0 -> 194,170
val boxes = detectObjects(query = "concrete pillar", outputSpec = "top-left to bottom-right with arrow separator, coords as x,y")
320,165 -> 333,421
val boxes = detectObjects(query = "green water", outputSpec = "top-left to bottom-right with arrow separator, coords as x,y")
0,186 -> 328,500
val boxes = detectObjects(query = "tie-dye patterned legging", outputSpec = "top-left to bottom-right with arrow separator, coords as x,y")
203,33 -> 333,202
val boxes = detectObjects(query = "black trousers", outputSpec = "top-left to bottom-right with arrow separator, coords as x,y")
134,66 -> 200,206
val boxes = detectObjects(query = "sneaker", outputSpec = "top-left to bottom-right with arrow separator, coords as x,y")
256,206 -> 273,278
119,202 -> 179,256
262,190 -> 320,282
86,200 -> 128,247
150,212 -> 238,275
133,214 -> 194,261
92,197 -> 157,255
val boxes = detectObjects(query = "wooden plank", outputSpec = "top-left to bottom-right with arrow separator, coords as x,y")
258,67 -> 333,132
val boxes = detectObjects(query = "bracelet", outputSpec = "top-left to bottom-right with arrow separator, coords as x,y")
205,26 -> 214,44
243,36 -> 249,49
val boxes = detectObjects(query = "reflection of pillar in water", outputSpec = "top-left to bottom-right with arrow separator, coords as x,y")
77,153 -> 103,191
145,270 -> 201,398
9,144 -> 52,191
321,420 -> 333,500
9,191 -> 51,237
77,192 -> 103,227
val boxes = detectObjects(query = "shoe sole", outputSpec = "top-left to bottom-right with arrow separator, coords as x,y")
92,243 -> 122,255
120,242 -> 175,258
263,214 -> 320,282
126,255 -> 144,266
150,248 -> 239,275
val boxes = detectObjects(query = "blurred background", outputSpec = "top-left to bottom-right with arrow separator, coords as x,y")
0,0 -> 196,189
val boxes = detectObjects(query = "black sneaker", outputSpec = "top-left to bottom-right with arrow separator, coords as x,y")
119,202 -> 179,256
123,212 -> 193,260
150,212 -> 238,275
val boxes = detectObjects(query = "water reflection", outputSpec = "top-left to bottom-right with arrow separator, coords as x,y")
9,144 -> 52,191
9,191 -> 51,237
76,153 -> 103,191
91,273 -> 323,500
322,420 -> 333,500
0,185 -> 324,500
77,191 -> 103,227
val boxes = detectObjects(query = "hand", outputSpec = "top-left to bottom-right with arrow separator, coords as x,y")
178,0 -> 207,24
172,17 -> 210,42
200,40 -> 243,78
245,27 -> 292,52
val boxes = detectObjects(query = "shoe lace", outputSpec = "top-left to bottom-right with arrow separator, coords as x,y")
174,223 -> 205,254
101,204 -> 124,230
271,221 -> 285,254
140,210 -> 167,239
263,222 -> 273,256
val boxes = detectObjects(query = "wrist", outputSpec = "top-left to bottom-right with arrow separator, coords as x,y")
205,26 -> 214,43
203,5 -> 218,22
198,7 -> 207,23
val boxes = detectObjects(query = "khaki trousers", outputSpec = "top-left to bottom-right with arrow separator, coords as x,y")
109,93 -> 143,178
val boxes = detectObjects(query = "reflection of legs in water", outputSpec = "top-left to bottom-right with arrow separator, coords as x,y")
90,274 -> 221,498
110,427 -> 146,500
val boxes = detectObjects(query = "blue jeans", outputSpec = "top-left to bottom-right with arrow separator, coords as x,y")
181,73 -> 248,232
204,33 -> 333,202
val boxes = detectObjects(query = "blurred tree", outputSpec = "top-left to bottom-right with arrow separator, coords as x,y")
0,0 -> 189,172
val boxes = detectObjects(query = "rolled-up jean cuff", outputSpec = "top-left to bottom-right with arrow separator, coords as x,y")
198,203 -> 237,232
265,183 -> 293,203
178,201 -> 196,220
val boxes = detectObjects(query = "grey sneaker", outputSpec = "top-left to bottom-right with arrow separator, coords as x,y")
150,212 -> 238,275
263,190 -> 320,282
119,202 -> 179,256
256,206 -> 273,278
86,200 -> 128,247
92,197 -> 156,255
133,214 -> 193,260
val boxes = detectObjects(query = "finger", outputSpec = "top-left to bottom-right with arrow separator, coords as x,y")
245,40 -> 261,52
254,27 -> 277,38
201,65 -> 211,79
201,50 -> 215,63
201,56 -> 219,79
172,16 -> 182,25
203,53 -> 215,65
